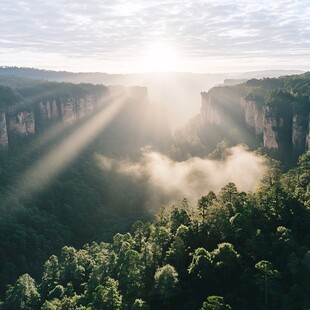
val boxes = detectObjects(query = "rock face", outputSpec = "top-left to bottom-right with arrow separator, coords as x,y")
39,96 -> 95,125
200,87 -> 309,158
200,91 -> 223,126
292,113 -> 308,155
0,85 -> 149,149
241,99 -> 263,134
307,114 -> 310,151
0,112 -> 8,147
263,107 -> 279,149
39,100 -> 59,120
201,87 -> 245,130
9,111 -> 35,135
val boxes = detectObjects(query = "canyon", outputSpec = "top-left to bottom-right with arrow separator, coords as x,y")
0,85 -> 149,149
200,81 -> 310,161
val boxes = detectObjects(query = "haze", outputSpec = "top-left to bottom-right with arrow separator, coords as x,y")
0,0 -> 309,209
96,146 -> 266,208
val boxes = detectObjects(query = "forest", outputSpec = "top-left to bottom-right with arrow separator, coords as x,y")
0,153 -> 309,309
0,72 -> 309,309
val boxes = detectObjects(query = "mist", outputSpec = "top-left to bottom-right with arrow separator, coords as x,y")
96,145 -> 266,209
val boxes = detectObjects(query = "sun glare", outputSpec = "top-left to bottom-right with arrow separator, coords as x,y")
139,42 -> 181,72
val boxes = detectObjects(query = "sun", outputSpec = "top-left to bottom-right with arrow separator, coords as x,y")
138,42 -> 181,72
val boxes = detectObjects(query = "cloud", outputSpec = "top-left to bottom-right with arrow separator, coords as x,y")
0,0 -> 309,72
95,146 -> 266,208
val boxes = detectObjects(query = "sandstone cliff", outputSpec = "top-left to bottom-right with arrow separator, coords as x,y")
0,84 -> 149,148
0,112 -> 8,148
9,111 -> 35,135
200,83 -> 310,161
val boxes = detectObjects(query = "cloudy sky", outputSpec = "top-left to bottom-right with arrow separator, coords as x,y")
1,0 -> 309,73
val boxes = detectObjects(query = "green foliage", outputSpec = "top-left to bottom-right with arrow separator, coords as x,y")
154,264 -> 178,301
4,273 -> 40,310
1,156 -> 309,309
188,248 -> 213,281
218,183 -> 238,205
200,296 -> 231,310
0,85 -> 21,113
198,191 -> 217,221
90,278 -> 122,310
131,298 -> 150,310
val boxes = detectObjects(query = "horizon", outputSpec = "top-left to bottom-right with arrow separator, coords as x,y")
1,0 -> 309,73
0,65 -> 307,76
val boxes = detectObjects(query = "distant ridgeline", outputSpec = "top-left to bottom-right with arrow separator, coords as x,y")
199,72 -> 310,164
0,81 -> 162,150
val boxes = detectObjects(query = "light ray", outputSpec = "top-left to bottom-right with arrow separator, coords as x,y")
3,93 -> 127,207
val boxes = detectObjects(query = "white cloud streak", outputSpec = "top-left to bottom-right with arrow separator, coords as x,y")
0,0 -> 309,72
96,146 -> 266,207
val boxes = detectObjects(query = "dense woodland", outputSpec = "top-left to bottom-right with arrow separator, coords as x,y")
0,153 -> 309,309
0,72 -> 309,309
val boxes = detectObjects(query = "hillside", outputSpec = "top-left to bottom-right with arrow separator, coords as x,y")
1,153 -> 309,309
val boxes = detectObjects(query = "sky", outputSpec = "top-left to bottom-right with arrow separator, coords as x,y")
0,0 -> 309,73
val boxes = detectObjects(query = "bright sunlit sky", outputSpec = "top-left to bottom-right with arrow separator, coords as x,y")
1,0 -> 309,73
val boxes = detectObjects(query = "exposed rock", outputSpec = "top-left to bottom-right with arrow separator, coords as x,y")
200,86 -> 309,158
241,98 -> 263,134
77,96 -> 94,119
9,111 -> 35,135
0,84 -> 113,149
200,92 -> 222,125
60,99 -> 76,125
307,114 -> 310,151
292,114 -> 308,155
263,107 -> 279,149
39,100 -> 59,120
0,112 -> 8,147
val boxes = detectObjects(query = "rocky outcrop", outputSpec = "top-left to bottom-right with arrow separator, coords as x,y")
200,87 -> 309,159
263,107 -> 279,149
39,100 -> 59,120
39,96 -> 96,125
241,99 -> 263,134
200,91 -> 222,125
292,113 -> 308,155
0,112 -> 8,147
0,85 -> 150,149
307,114 -> 310,151
60,99 -> 76,125
9,111 -> 35,135
77,96 -> 94,118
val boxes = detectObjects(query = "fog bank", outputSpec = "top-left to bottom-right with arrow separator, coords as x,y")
96,146 -> 266,208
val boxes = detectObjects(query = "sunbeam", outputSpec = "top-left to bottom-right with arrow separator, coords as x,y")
3,92 -> 127,207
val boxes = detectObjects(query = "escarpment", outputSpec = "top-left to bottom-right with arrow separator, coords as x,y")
200,73 -> 310,162
0,83 -> 150,148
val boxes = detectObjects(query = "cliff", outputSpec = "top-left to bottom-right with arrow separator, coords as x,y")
0,83 -> 150,148
0,112 -> 8,148
241,98 -> 263,135
9,111 -> 35,135
307,114 -> 310,151
200,73 -> 310,162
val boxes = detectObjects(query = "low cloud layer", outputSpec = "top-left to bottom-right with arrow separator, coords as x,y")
96,146 -> 266,208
